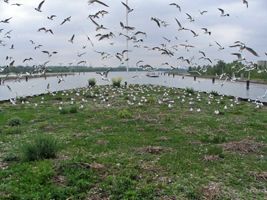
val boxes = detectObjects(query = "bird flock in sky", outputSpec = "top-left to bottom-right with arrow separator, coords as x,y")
0,0 -> 266,91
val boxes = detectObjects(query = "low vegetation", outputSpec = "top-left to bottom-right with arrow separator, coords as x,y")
0,85 -> 266,199
112,77 -> 123,87
88,78 -> 96,87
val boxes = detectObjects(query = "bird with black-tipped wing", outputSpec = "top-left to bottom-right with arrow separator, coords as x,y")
35,0 -> 45,12
169,3 -> 181,12
38,27 -> 53,34
121,1 -> 133,13
199,10 -> 208,15
23,58 -> 33,63
175,18 -> 185,31
201,28 -> 211,35
218,8 -> 230,17
0,17 -> 12,23
186,13 -> 195,22
151,17 -> 161,28
120,22 -> 135,31
215,41 -> 225,50
60,16 -> 71,25
242,0 -> 248,8
47,15 -> 56,20
88,0 -> 109,7
69,34 -> 75,43
11,3 -> 22,6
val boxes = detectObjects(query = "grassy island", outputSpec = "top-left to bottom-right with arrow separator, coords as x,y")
0,85 -> 266,199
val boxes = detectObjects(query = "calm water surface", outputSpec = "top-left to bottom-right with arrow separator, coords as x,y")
0,72 -> 267,102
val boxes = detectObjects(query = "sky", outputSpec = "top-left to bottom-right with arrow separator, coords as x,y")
0,0 -> 267,69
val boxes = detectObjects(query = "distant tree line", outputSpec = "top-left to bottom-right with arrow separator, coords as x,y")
188,61 -> 267,81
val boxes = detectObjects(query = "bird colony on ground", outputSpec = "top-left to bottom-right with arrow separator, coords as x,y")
0,0 -> 266,91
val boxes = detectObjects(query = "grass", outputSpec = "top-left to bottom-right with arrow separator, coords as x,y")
0,84 -> 266,199
22,135 -> 59,161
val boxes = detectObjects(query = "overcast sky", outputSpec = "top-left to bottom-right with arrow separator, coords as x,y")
0,0 -> 267,68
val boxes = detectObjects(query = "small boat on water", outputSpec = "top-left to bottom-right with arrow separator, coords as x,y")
146,72 -> 159,78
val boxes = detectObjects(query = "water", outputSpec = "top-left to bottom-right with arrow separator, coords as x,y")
0,72 -> 267,102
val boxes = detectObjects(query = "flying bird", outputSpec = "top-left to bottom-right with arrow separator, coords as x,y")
201,28 -> 211,35
121,1 -> 133,13
88,0 -> 109,7
47,15 -> 56,20
151,17 -> 161,27
242,0 -> 248,8
186,13 -> 195,22
60,16 -> 71,25
35,0 -> 45,12
169,3 -> 181,12
69,34 -> 75,43
218,8 -> 230,17
0,17 -> 12,23
199,10 -> 208,15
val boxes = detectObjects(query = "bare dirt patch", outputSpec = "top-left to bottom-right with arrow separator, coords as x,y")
136,146 -> 170,155
52,175 -> 67,186
156,136 -> 170,141
220,139 -> 265,154
200,182 -> 221,200
96,140 -> 109,145
203,155 -> 221,162
0,161 -> 8,170
251,172 -> 267,181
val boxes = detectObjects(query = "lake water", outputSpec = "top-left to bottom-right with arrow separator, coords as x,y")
0,72 -> 267,102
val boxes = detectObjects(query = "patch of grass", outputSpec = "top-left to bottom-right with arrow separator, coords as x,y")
22,135 -> 59,161
207,146 -> 224,158
8,117 -> 22,127
69,106 -> 78,114
4,127 -> 23,135
0,85 -> 266,199
210,91 -> 219,96
185,87 -> 195,94
112,77 -> 123,87
3,153 -> 20,162
147,96 -> 157,104
59,107 -> 69,114
200,134 -> 227,144
118,109 -> 132,119
88,78 -> 96,87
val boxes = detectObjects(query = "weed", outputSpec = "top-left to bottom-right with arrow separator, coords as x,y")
118,109 -> 132,119
22,135 -> 59,161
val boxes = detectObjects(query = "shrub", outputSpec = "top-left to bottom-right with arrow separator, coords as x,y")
88,78 -> 96,87
8,117 -> 22,127
22,135 -> 59,161
185,87 -> 195,94
118,109 -> 132,119
112,77 -> 122,87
